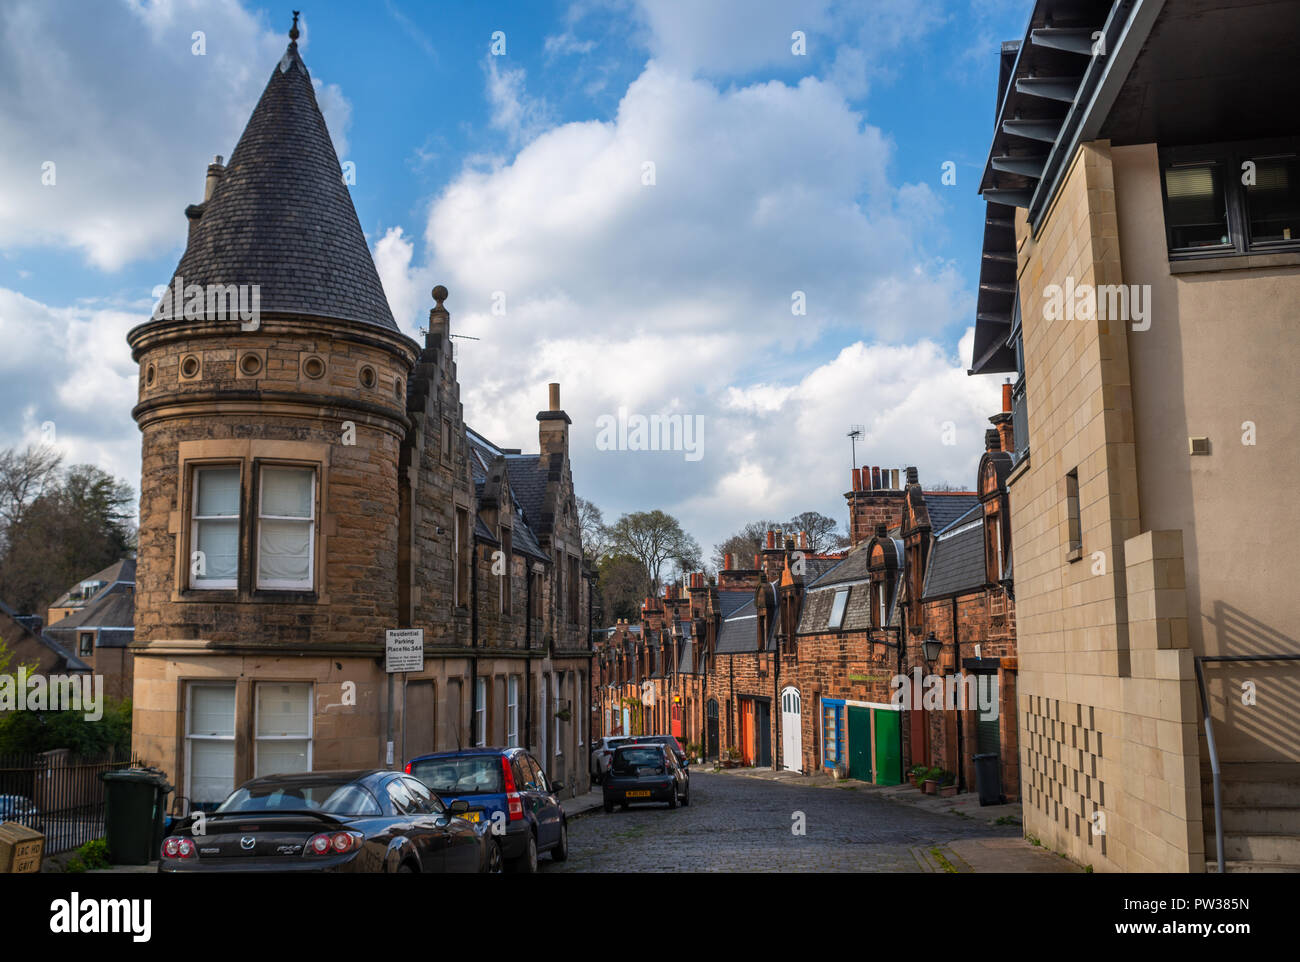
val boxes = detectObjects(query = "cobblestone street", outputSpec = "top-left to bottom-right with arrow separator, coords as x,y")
545,770 -> 1052,872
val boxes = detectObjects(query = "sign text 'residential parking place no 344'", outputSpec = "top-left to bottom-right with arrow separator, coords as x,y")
385,629 -> 424,673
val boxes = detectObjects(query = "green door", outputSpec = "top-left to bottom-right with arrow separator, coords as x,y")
847,707 -> 872,781
872,709 -> 902,785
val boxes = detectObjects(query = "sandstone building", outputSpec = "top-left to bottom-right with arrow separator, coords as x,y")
971,0 -> 1300,871
126,27 -> 590,810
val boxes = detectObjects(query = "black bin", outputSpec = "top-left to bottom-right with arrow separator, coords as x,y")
972,752 -> 1003,806
101,768 -> 173,865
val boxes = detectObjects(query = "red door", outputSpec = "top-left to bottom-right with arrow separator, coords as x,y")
671,701 -> 682,739
740,699 -> 755,765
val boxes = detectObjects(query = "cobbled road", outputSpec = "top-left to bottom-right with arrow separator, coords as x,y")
543,770 -> 1022,872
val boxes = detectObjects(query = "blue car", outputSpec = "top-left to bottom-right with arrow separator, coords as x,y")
406,748 -> 567,873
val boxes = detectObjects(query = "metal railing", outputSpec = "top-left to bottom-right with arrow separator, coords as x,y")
1193,653 -> 1300,873
0,749 -> 141,854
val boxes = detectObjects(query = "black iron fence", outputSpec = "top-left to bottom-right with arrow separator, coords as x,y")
0,748 -> 142,854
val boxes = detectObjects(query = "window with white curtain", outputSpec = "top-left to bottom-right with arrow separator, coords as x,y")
257,466 -> 315,590
254,683 -> 312,776
507,676 -> 519,747
186,682 -> 236,810
191,466 -> 240,589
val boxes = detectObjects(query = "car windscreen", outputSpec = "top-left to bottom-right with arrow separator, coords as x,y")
409,755 -> 504,795
612,747 -> 666,773
216,781 -> 382,815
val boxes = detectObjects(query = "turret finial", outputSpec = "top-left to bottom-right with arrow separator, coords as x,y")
289,10 -> 300,42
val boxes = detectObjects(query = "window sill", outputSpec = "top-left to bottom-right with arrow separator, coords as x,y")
1066,546 -> 1083,563
1169,250 -> 1300,274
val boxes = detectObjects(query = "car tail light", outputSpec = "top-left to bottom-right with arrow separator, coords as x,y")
162,836 -> 197,859
501,756 -> 524,821
306,831 -> 362,856
403,762 -> 412,774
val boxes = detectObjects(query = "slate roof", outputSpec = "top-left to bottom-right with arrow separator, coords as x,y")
49,559 -> 135,611
922,511 -> 988,600
504,455 -> 546,533
922,492 -> 981,532
46,583 -> 136,650
466,428 -> 552,563
716,590 -> 752,619
716,600 -> 759,654
162,40 -> 396,330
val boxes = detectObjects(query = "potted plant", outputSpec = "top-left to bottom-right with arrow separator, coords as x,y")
921,767 -> 945,794
907,764 -> 928,789
939,772 -> 958,797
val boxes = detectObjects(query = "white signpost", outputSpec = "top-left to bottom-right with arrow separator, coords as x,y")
385,629 -> 424,769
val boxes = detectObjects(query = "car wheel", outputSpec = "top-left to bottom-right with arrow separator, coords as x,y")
508,831 -> 539,874
397,861 -> 416,873
682,787 -> 690,806
603,799 -> 614,813
551,821 -> 569,862
668,787 -> 678,809
486,838 -> 504,874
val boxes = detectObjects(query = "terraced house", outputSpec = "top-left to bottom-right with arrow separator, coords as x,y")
591,391 -> 1021,800
127,28 -> 590,811
971,0 -> 1300,871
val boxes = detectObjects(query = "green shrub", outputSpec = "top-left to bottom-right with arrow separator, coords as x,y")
77,838 -> 110,870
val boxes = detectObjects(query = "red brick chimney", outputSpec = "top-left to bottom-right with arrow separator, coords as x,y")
846,464 -> 905,546
990,378 -> 1015,454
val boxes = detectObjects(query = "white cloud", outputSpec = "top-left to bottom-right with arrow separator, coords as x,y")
0,287 -> 143,493
0,2 -> 350,270
376,60 -> 990,553
484,57 -> 556,148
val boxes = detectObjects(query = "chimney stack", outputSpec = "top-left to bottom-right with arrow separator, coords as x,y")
204,155 -> 225,202
990,381 -> 1015,455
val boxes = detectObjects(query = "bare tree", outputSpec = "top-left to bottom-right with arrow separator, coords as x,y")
576,496 -> 610,563
0,445 -> 63,539
605,510 -> 701,595
788,511 -> 848,553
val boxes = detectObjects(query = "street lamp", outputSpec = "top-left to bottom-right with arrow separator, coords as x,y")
921,631 -> 943,663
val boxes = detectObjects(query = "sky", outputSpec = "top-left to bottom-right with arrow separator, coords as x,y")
0,0 -> 1030,561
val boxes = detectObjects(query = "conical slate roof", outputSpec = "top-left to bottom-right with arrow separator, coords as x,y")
166,38 -> 396,330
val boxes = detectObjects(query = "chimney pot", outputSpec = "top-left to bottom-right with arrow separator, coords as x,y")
753,553 -> 761,569
891,468 -> 900,490
204,156 -> 225,202
724,553 -> 734,570
852,469 -> 862,492
906,466 -> 919,485
799,531 -> 807,550
766,530 -> 775,549
548,383 -> 561,411
1002,378 -> 1013,413
872,466 -> 882,490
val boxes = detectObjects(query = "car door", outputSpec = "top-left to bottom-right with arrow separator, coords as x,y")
385,776 -> 444,873
405,775 -> 479,873
522,753 -> 561,849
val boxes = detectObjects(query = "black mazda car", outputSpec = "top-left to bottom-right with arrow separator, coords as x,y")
158,769 -> 502,873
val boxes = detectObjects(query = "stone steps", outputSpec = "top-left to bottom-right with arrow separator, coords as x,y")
1203,763 -> 1300,872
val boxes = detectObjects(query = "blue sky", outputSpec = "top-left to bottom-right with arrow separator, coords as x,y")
0,0 -> 1028,560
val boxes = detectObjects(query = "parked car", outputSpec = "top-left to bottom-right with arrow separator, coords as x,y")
406,747 -> 567,873
602,743 -> 690,812
627,734 -> 689,768
589,736 -> 635,784
158,769 -> 501,873
0,794 -> 43,835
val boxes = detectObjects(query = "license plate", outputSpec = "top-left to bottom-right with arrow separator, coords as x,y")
457,811 -> 481,822
626,790 -> 651,798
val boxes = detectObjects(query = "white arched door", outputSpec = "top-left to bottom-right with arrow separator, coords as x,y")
781,687 -> 802,772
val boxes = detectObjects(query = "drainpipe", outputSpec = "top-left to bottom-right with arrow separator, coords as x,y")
952,596 -> 964,793
525,563 -> 534,750
470,536 -> 480,749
